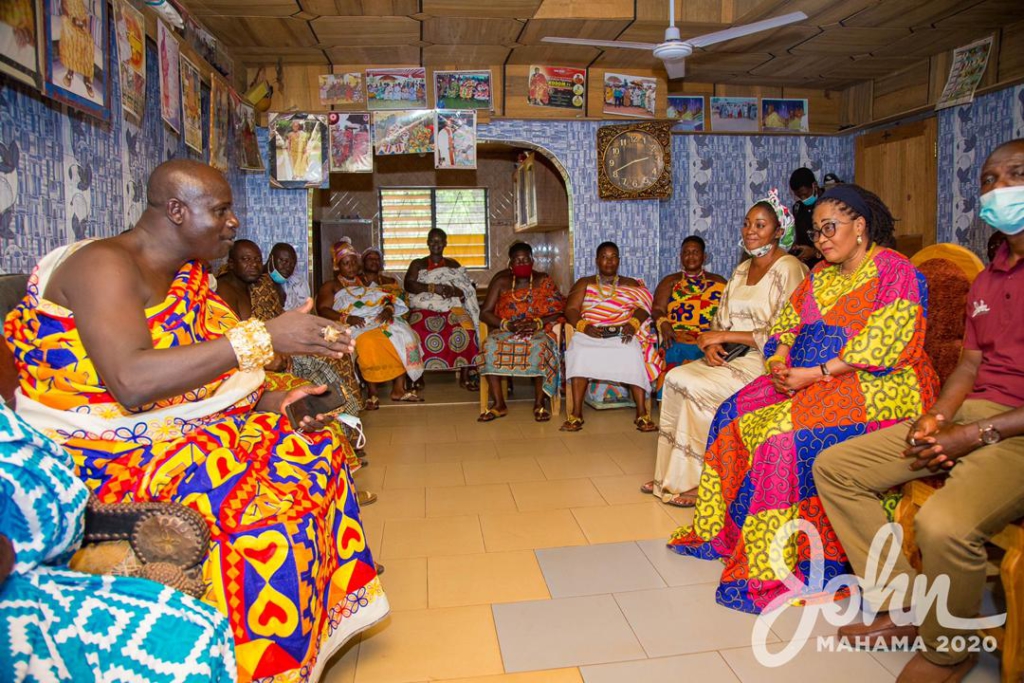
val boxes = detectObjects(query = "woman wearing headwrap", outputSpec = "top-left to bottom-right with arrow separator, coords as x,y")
667,184 -> 939,615
649,190 -> 808,507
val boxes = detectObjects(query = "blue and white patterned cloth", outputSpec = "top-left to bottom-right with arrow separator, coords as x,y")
0,404 -> 237,683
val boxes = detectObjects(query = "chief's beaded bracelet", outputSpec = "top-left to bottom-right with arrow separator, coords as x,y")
764,354 -> 786,373
226,318 -> 275,372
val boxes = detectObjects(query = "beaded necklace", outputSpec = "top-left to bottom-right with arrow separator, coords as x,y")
677,269 -> 706,297
510,272 -> 534,303
595,274 -> 619,300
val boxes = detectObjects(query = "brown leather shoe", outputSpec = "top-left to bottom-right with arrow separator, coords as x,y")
896,653 -> 977,683
837,612 -> 918,647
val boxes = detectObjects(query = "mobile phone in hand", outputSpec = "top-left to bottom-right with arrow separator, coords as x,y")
285,385 -> 346,431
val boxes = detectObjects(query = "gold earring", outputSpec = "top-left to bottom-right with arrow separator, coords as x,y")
857,234 -> 863,245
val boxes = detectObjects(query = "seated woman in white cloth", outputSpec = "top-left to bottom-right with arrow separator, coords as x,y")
644,190 -> 808,507
562,241 -> 663,433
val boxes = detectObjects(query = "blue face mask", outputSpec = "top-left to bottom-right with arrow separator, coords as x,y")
801,194 -> 817,207
980,186 -> 1024,235
269,268 -> 288,284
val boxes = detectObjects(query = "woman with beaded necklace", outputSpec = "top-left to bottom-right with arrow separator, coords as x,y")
649,191 -> 807,507
667,184 -> 939,616
478,242 -> 565,422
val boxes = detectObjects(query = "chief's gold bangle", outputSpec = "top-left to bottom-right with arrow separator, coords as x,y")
226,318 -> 275,373
764,354 -> 786,372
575,319 -> 589,333
627,318 -> 642,332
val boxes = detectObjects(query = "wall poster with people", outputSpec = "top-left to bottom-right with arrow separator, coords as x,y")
666,95 -> 705,131
0,0 -> 41,88
761,97 -> 808,132
113,0 -> 144,120
372,110 -> 435,155
603,72 -> 657,118
527,65 -> 585,111
268,112 -> 327,189
936,35 -> 994,110
179,54 -> 202,153
319,72 -> 364,106
157,20 -> 180,133
366,67 -> 427,110
434,109 -> 476,170
709,96 -> 759,133
42,0 -> 109,121
209,74 -> 230,171
328,112 -> 372,173
234,95 -> 263,171
434,70 -> 492,110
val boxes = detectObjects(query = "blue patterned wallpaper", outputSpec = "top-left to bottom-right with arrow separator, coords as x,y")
937,84 -> 1024,256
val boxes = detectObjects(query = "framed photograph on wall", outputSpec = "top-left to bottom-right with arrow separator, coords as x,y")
372,110 -> 434,155
761,97 -> 808,132
603,72 -> 657,119
328,112 -> 372,173
179,54 -> 202,153
42,0 -> 109,121
435,109 -> 476,170
666,95 -> 705,131
366,67 -> 427,110
319,72 -> 364,106
113,0 -> 145,120
209,74 -> 230,170
157,20 -> 180,133
434,70 -> 492,110
528,65 -> 585,111
269,112 -> 328,189
709,96 -> 758,133
233,94 -> 263,171
0,0 -> 42,88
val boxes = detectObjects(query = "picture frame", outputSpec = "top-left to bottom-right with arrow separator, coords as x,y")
761,97 -> 808,132
0,0 -> 43,89
666,95 -> 705,132
433,70 -> 492,110
268,112 -> 328,189
709,96 -> 759,133
366,67 -> 427,110
41,0 -> 109,121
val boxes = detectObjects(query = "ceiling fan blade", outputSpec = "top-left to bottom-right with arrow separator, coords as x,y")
663,58 -> 686,80
540,36 -> 659,51
686,11 -> 807,49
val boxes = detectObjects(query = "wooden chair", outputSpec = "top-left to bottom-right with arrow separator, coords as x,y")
478,321 -> 562,418
893,245 -> 1024,683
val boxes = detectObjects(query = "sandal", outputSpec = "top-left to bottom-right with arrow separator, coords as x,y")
391,391 -> 424,403
666,493 -> 697,508
364,396 -> 380,411
640,480 -> 655,494
477,408 -> 508,423
533,406 -> 551,422
634,415 -> 657,433
559,416 -> 584,432
357,490 -> 378,506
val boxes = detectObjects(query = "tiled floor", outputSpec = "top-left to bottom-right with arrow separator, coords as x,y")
323,398 -> 1004,683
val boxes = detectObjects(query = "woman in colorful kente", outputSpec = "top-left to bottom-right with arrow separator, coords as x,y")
4,160 -> 389,682
478,242 -> 565,422
667,183 -> 939,614
647,192 -> 808,508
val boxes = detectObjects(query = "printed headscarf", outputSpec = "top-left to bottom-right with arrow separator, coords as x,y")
361,246 -> 383,261
756,188 -> 796,250
332,239 -> 358,267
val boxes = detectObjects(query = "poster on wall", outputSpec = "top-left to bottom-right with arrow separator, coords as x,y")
528,65 -> 585,111
114,0 -> 145,120
328,112 -> 372,173
319,72 -> 364,105
709,96 -> 759,133
42,0 -> 109,121
179,55 -> 202,153
936,35 -> 994,110
761,98 -> 807,132
434,70 -> 492,110
233,95 -> 263,171
157,21 -> 180,133
666,96 -> 705,131
209,75 -> 230,170
0,0 -> 42,88
366,67 -> 427,110
268,112 -> 327,189
435,109 -> 476,170
372,110 -> 434,155
603,72 -> 657,118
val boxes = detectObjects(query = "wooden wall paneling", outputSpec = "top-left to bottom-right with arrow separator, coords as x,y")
713,84 -> 782,99
997,19 -> 1024,83
200,17 -> 318,49
839,80 -> 872,128
421,0 -> 545,19
665,81 -> 715,96
782,87 -> 840,134
299,0 -> 419,15
422,17 -> 524,45
324,47 -> 422,65
142,7 -> 246,91
871,59 -> 930,121
518,18 -> 632,44
422,46 -> 512,68
312,16 -> 421,46
253,64 -> 326,113
532,0 -> 634,21
927,51 -> 952,104
503,64 -> 589,119
504,45 -> 601,66
237,48 -> 329,65
586,67 -> 667,119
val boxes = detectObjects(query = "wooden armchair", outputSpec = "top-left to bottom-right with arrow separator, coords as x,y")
0,274 -> 209,598
892,245 -> 1024,683
479,321 -> 562,418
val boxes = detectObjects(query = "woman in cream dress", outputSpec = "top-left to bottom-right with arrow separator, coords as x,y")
646,190 -> 808,506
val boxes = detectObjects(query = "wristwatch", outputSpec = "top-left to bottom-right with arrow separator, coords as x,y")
979,423 -> 1002,445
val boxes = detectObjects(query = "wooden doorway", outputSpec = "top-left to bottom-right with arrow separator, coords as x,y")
855,118 -> 937,256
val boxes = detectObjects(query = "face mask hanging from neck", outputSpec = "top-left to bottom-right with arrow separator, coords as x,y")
801,194 -> 817,207
980,186 -> 1024,235
269,268 -> 288,284
739,238 -> 775,258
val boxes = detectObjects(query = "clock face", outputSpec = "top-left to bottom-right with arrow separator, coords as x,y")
603,130 -> 666,193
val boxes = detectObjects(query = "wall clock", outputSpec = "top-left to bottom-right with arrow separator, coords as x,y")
597,121 -> 673,200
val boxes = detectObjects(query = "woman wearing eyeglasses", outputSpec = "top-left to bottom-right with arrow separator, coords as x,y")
668,183 -> 940,616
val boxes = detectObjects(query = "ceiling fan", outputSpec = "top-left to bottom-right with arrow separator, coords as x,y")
541,3 -> 807,80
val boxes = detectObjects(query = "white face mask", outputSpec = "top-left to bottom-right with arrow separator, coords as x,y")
335,412 -> 366,450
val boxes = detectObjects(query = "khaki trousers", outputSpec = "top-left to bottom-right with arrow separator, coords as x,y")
813,399 -> 1024,665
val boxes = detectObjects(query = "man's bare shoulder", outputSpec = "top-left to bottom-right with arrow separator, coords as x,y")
618,275 -> 642,288
445,257 -> 462,268
45,239 -> 142,305
655,272 -> 682,291
568,276 -> 593,292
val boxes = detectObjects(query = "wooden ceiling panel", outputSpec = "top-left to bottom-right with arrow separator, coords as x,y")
635,0 -> 725,23
789,27 -> 910,54
312,16 -> 420,45
747,53 -> 826,78
871,28 -> 976,60
934,0 -> 1024,29
421,0 -> 544,18
592,48 -> 663,70
736,0 -> 881,26
702,24 -> 821,53
532,0 -> 633,20
423,17 -> 524,45
182,0 -> 300,17
235,47 -> 329,64
616,21 -> 729,44
505,44 -> 602,66
422,45 -> 512,65
324,45 -> 422,64
201,16 -> 317,49
519,18 -> 633,44
818,55 -> 922,79
686,51 -> 774,72
841,0 -> 979,29
298,0 -> 418,15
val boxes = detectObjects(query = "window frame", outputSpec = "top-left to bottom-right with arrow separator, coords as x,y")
377,186 -> 490,272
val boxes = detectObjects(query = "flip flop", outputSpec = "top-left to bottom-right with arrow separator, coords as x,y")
559,416 -> 584,432
357,490 -> 378,506
533,406 -> 551,422
666,493 -> 697,508
640,481 -> 655,494
391,391 -> 424,403
477,408 -> 508,423
364,396 -> 379,411
634,415 -> 657,433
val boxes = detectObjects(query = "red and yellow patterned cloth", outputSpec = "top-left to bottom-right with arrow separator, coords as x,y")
5,254 -> 388,683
